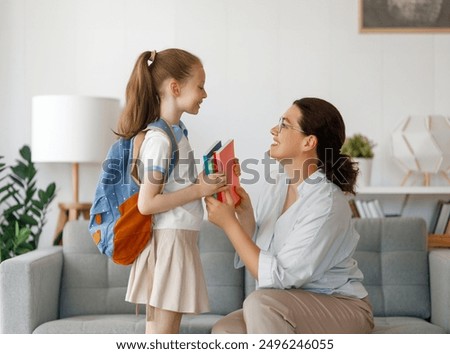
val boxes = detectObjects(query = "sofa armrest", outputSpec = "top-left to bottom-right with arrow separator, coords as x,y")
0,246 -> 63,333
429,249 -> 450,333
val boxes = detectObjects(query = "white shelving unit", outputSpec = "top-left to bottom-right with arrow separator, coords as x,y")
357,186 -> 450,195
354,186 -> 450,233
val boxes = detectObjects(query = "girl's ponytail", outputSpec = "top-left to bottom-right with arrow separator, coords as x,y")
117,48 -> 202,139
117,51 -> 159,139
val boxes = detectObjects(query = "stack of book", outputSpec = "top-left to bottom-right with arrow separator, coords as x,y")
348,199 -> 384,218
430,200 -> 450,235
203,139 -> 241,206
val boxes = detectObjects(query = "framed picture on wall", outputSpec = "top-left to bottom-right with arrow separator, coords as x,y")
359,0 -> 450,33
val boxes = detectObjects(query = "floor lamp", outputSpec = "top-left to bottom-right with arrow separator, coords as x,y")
31,95 -> 120,244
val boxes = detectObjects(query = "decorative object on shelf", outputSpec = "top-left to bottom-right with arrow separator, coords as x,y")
341,133 -> 375,187
391,115 -> 450,186
0,145 -> 56,263
31,95 -> 120,244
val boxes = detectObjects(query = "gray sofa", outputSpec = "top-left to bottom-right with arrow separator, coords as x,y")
1,217 -> 449,334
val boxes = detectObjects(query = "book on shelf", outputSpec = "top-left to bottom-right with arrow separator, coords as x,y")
373,199 -> 384,217
361,200 -> 372,218
348,199 -> 360,218
203,139 -> 241,206
350,199 -> 384,218
433,201 -> 450,235
445,219 -> 450,236
354,199 -> 366,218
430,200 -> 444,233
367,201 -> 378,218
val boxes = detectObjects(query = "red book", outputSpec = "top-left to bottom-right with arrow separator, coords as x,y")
212,139 -> 241,206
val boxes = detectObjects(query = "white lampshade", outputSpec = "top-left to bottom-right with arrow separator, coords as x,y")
32,95 -> 121,204
32,95 -> 120,163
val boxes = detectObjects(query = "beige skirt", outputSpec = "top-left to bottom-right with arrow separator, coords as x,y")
125,229 -> 210,320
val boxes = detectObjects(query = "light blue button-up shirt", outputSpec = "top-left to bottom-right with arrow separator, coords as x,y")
236,169 -> 368,299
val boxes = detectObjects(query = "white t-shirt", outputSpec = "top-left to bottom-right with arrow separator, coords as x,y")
138,125 -> 204,231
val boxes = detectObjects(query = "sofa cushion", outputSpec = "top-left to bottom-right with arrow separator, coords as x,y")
33,313 -> 223,334
353,217 -> 430,319
373,317 -> 445,334
33,314 -> 145,334
244,217 -> 431,319
60,220 -> 136,318
60,220 -> 243,319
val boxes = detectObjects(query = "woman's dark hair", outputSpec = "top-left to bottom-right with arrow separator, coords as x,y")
117,49 -> 202,139
293,97 -> 359,194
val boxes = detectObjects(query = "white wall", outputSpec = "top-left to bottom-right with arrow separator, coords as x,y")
1,0 -> 450,247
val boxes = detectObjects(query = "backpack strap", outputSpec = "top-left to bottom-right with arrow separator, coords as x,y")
130,131 -> 147,184
130,118 -> 179,184
147,118 -> 179,180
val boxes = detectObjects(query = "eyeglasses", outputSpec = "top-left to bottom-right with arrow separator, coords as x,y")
277,117 -> 305,134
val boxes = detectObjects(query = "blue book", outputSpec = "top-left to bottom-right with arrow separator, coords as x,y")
203,140 -> 222,175
203,140 -> 222,199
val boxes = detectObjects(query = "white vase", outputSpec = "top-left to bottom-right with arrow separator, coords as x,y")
355,158 -> 373,187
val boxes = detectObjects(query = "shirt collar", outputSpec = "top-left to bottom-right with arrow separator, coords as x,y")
297,169 -> 326,195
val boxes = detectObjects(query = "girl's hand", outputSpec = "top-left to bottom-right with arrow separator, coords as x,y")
197,171 -> 228,197
205,190 -> 238,231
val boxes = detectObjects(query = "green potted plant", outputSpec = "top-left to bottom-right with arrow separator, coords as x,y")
341,134 -> 376,187
0,145 -> 56,263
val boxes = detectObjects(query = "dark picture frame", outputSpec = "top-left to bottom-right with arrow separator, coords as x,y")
359,0 -> 450,33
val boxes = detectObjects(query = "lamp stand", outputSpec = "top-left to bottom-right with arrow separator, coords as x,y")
73,162 -> 79,203
53,162 -> 92,245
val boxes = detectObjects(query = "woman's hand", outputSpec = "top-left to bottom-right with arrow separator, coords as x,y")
205,190 -> 238,231
234,186 -> 252,217
234,186 -> 256,236
206,189 -> 260,280
233,158 -> 241,178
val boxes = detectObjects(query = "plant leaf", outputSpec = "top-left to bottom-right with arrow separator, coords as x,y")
19,145 -> 32,163
4,204 -> 22,215
46,183 -> 56,197
32,199 -> 44,209
14,223 -> 31,246
29,206 -> 41,217
1,145 -> 57,263
11,163 -> 28,180
19,214 -> 38,226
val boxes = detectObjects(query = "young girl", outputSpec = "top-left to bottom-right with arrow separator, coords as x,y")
206,97 -> 374,333
119,49 -> 226,334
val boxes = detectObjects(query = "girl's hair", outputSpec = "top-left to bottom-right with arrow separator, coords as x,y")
294,97 -> 359,194
117,49 -> 202,139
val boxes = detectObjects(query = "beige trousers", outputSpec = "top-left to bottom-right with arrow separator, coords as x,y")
212,289 -> 374,334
